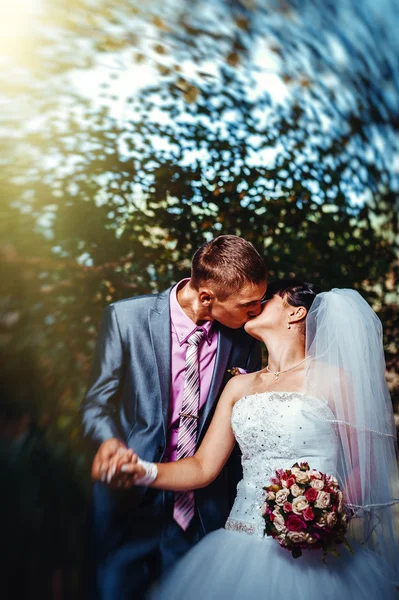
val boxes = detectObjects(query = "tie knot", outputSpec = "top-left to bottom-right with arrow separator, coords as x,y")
187,329 -> 205,347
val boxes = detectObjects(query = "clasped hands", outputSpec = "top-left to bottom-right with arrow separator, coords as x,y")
91,438 -> 146,489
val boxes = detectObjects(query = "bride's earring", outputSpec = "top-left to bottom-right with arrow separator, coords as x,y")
287,323 -> 291,329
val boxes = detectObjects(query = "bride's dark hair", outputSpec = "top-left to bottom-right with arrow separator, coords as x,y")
265,280 -> 322,313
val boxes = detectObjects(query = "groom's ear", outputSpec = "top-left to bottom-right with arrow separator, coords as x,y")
198,287 -> 215,306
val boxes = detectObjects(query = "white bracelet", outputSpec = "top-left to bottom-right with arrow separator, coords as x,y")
134,458 -> 158,486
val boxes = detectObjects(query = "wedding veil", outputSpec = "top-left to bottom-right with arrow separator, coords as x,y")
303,289 -> 399,582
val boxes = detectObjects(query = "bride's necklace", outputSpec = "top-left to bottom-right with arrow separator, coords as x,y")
266,356 -> 310,382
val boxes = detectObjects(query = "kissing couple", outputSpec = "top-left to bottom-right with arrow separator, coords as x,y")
83,235 -> 399,599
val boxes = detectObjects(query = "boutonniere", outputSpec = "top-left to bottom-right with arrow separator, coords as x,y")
227,367 -> 247,378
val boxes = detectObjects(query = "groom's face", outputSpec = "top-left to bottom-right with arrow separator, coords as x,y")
210,282 -> 266,329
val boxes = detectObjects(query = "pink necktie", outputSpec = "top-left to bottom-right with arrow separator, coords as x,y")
173,329 -> 205,530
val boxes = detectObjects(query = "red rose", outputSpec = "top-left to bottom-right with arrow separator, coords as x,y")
305,488 -> 318,503
286,514 -> 307,532
283,502 -> 293,513
286,476 -> 296,488
303,506 -> 315,521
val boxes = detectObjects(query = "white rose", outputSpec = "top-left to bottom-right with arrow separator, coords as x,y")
327,512 -> 338,527
287,531 -> 307,544
315,491 -> 331,510
291,467 -> 300,474
309,470 -> 322,479
272,506 -> 281,516
295,471 -> 310,484
290,483 -> 303,497
275,489 -> 289,506
292,496 -> 309,514
267,491 -> 276,501
310,479 -> 324,491
273,514 -> 287,533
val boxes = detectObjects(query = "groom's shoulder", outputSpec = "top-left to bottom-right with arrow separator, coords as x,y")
109,287 -> 172,315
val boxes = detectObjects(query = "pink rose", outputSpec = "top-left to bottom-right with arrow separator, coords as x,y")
276,469 -> 286,479
292,496 -> 309,514
270,507 -> 281,522
315,491 -> 331,509
290,483 -> 303,497
283,502 -> 293,513
310,479 -> 324,491
309,470 -> 322,479
273,513 -> 287,532
303,506 -> 315,521
286,514 -> 307,532
296,471 -> 310,484
305,487 -> 319,503
275,489 -> 290,505
287,531 -> 307,544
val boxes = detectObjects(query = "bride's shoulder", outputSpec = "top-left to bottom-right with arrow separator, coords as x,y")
223,371 -> 257,403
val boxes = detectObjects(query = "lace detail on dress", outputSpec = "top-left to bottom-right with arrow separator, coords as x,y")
225,518 -> 256,536
226,392 -> 338,539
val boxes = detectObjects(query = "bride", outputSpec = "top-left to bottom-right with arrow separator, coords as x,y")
109,281 -> 399,599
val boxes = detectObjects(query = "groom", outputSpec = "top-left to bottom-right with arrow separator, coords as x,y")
82,235 -> 267,599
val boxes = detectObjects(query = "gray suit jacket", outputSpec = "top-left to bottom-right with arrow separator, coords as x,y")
81,287 -> 261,532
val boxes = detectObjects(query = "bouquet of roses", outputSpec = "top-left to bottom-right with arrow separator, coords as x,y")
262,462 -> 353,560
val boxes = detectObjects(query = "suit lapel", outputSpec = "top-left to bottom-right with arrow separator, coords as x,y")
148,288 -> 172,442
198,324 -> 233,439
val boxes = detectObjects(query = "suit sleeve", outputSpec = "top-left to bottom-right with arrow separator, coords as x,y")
80,305 -> 125,446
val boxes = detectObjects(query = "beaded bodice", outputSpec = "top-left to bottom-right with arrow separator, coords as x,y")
225,391 -> 338,538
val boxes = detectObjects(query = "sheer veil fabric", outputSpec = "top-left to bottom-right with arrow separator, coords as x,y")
304,289 -> 399,582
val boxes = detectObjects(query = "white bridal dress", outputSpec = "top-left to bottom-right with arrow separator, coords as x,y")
152,391 -> 398,600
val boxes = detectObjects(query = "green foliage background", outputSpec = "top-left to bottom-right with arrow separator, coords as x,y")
1,0 -> 398,485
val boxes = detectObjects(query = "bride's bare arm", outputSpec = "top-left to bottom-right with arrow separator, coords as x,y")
110,376 -> 249,491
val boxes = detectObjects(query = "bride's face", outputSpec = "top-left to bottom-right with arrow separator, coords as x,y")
244,294 -> 290,339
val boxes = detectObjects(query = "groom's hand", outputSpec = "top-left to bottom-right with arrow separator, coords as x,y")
91,438 -> 127,485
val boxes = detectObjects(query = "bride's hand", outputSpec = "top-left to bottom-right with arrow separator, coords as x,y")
108,450 -> 146,487
101,447 -> 144,488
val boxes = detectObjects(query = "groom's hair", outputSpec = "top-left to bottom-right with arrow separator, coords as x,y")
191,235 -> 266,299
